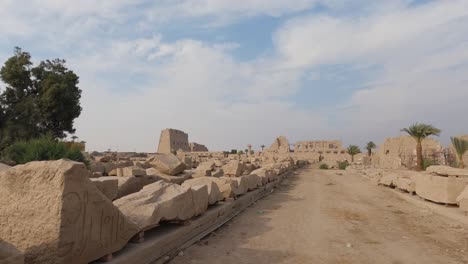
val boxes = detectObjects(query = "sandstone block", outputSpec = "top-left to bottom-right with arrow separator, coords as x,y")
251,168 -> 274,184
222,160 -> 245,177
149,153 -> 186,176
117,166 -> 146,177
91,177 -> 119,200
426,165 -> 468,177
221,176 -> 248,195
415,173 -> 468,204
379,173 -> 397,187
211,168 -> 224,177
195,161 -> 215,177
190,185 -> 209,216
243,174 -> 262,190
394,177 -> 416,194
182,177 -> 224,205
114,181 -> 195,231
0,160 -> 138,264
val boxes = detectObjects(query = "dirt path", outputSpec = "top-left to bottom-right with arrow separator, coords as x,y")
171,167 -> 468,264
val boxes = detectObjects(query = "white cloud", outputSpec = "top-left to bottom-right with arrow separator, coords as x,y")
2,0 -> 468,151
272,0 -> 468,144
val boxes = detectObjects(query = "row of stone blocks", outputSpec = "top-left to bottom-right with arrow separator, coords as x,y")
376,165 -> 468,212
0,159 -> 295,264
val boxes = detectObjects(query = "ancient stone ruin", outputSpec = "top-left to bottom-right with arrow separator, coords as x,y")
157,128 -> 208,154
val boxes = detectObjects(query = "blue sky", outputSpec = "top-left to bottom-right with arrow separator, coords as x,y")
1,0 -> 468,152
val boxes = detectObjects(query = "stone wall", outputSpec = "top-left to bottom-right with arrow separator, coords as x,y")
157,129 -> 190,153
375,136 -> 444,168
294,140 -> 343,153
189,142 -> 208,152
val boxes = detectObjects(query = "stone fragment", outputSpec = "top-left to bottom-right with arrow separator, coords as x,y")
211,168 -> 224,177
0,240 -> 24,264
182,157 -> 193,169
221,176 -> 248,195
149,153 -> 186,176
117,166 -> 146,177
251,168 -> 275,184
243,174 -> 263,190
394,177 -> 416,194
214,159 -> 224,167
209,177 -> 238,199
182,177 -> 224,205
89,161 -> 105,174
110,175 -> 158,199
114,181 -> 195,230
195,161 -> 215,177
0,160 -> 138,264
415,173 -> 468,204
146,168 -> 192,184
103,161 -> 134,175
426,165 -> 468,177
379,173 -> 397,187
190,185 -> 209,216
222,160 -> 245,177
90,177 -> 119,200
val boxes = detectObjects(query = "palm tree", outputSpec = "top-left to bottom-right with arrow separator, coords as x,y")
401,123 -> 441,171
451,137 -> 468,169
365,141 -> 376,157
260,145 -> 265,152
347,145 -> 361,162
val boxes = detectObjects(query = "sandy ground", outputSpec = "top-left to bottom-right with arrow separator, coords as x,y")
171,167 -> 468,264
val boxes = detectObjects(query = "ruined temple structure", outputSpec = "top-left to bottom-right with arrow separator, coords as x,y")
376,135 -> 444,168
189,142 -> 209,152
157,129 -> 208,154
294,140 -> 344,154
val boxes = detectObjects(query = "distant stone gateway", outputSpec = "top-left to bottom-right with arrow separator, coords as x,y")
157,128 -> 208,154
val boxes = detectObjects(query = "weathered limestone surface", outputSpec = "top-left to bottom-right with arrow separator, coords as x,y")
90,177 -> 119,200
114,181 -> 195,231
190,185 -> 209,216
222,160 -> 245,177
0,160 -> 138,264
182,177 -> 224,205
149,153 -> 186,176
426,165 -> 468,177
415,173 -> 468,204
0,240 -> 24,264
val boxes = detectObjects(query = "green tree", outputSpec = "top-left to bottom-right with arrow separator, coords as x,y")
365,141 -> 376,157
451,137 -> 468,169
0,48 -> 82,150
347,145 -> 361,162
260,145 -> 265,152
401,123 -> 441,171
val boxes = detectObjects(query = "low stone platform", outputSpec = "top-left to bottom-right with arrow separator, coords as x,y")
96,172 -> 290,264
